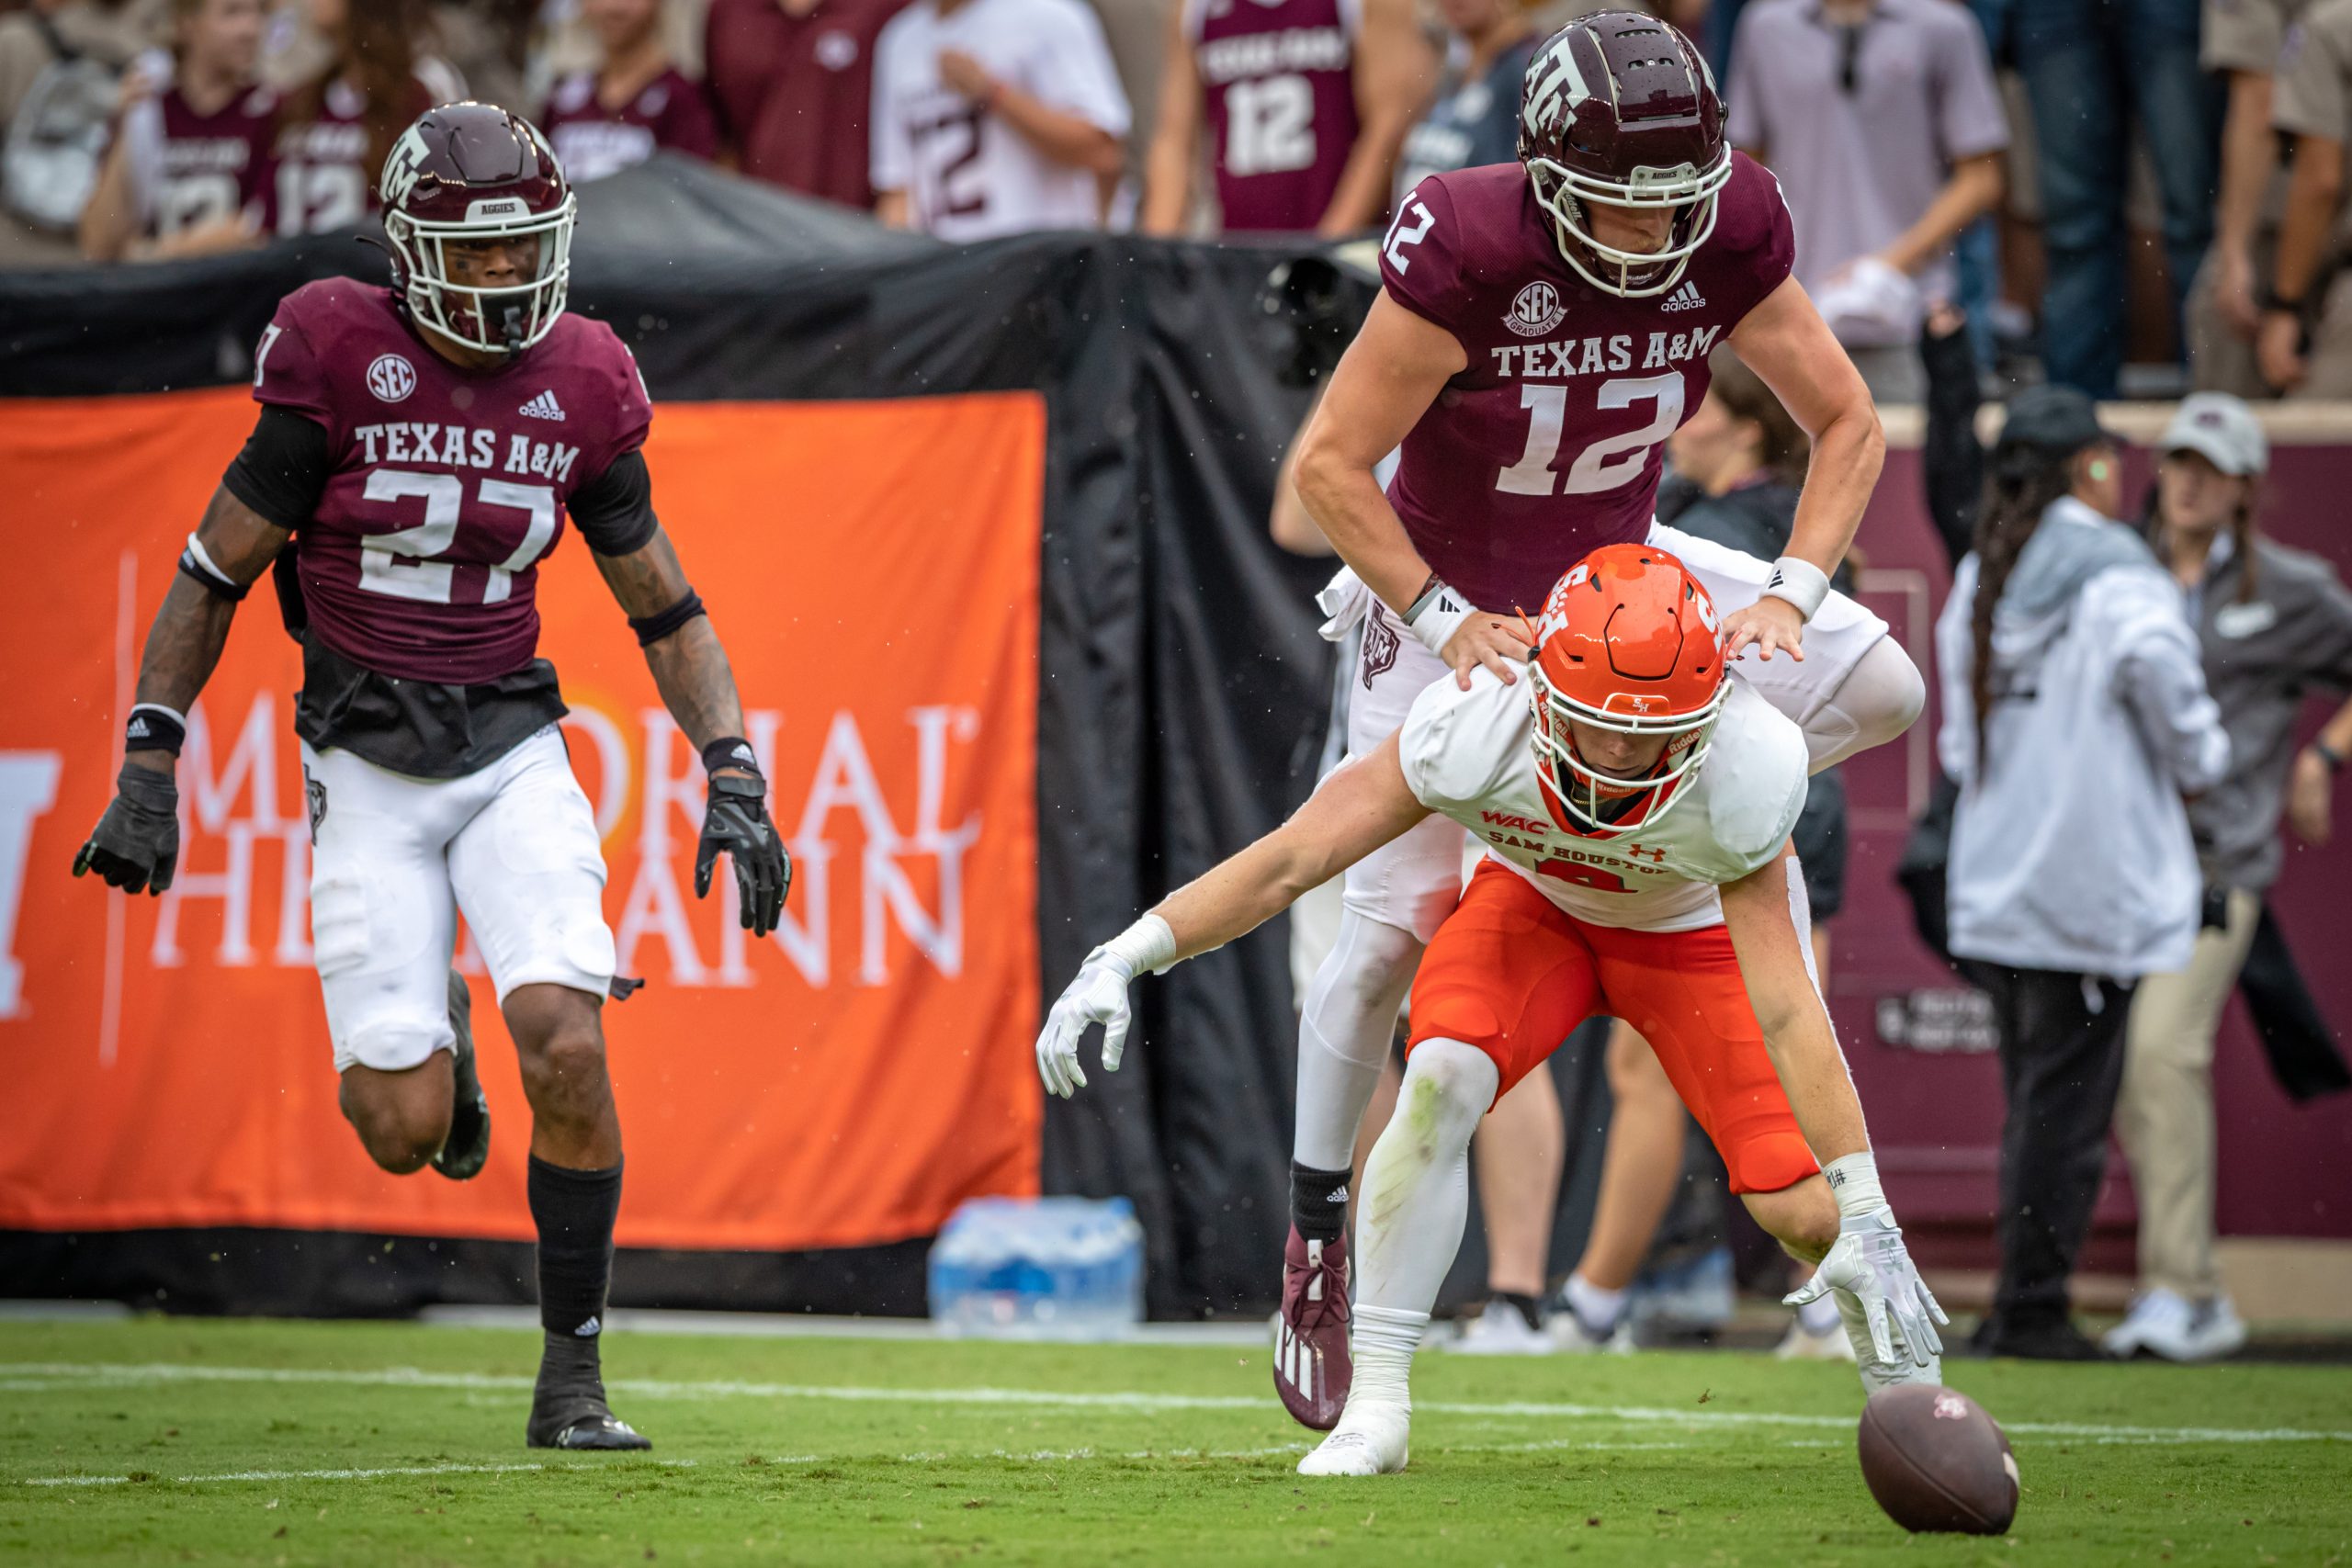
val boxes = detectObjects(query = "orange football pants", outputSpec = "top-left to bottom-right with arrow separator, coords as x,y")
1405,860 -> 1820,1195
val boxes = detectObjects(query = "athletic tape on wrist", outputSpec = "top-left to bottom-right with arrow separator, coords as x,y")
1404,581 -> 1474,659
1822,1151 -> 1887,1220
1102,913 -> 1179,976
1760,556 -> 1831,622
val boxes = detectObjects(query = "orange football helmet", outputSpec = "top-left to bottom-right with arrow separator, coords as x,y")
1527,543 -> 1727,833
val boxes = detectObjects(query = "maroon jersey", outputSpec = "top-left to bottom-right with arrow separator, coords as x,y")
1186,0 -> 1361,232
274,74 -> 438,236
540,65 -> 718,184
1377,153 -> 1794,613
141,83 -> 277,235
251,280 -> 652,687
705,0 -> 911,209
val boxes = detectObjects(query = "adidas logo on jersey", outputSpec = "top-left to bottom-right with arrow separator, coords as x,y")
520,389 -> 567,421
574,1314 -> 601,1337
1660,280 -> 1707,312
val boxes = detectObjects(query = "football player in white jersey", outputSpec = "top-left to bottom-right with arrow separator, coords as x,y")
1036,544 -> 1945,1475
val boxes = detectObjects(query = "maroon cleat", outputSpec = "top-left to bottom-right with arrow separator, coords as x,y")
1273,1225 -> 1351,1430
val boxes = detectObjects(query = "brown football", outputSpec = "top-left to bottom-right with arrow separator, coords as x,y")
1857,1385 -> 2019,1535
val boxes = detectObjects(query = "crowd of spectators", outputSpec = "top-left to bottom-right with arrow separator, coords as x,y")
2,0 -> 2350,404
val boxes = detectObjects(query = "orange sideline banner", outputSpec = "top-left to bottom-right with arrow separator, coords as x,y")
0,387 -> 1044,1252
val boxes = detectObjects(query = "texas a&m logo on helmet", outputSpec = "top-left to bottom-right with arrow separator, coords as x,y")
1518,12 -> 1730,299
379,102 -> 576,356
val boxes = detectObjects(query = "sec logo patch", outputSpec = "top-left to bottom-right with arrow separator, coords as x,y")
1505,281 -> 1565,338
367,353 -> 417,403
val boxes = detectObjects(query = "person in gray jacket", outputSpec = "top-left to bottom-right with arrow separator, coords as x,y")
2105,393 -> 2352,1364
1936,386 -> 2232,1361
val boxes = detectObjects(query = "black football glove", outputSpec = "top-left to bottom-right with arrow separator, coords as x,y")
695,773 -> 790,937
73,761 -> 180,896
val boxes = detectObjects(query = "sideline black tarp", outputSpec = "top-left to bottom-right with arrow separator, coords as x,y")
0,159 -> 1349,1319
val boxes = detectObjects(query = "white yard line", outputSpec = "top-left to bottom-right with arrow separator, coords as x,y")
18,1442 -> 1714,1490
5,1360 -> 2346,1447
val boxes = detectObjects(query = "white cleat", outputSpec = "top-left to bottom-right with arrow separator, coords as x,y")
1296,1400 -> 1411,1476
1775,1314 -> 1858,1362
1446,1300 -> 1554,1356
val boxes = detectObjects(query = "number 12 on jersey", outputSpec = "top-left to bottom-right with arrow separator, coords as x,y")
1498,374 -> 1683,498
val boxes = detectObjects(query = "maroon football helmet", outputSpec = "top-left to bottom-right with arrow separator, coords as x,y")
1517,13 -> 1729,299
379,102 -> 575,354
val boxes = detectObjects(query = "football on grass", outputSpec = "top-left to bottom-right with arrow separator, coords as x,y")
1857,1385 -> 2019,1535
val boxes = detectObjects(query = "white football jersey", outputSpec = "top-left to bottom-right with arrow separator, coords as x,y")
869,0 -> 1133,242
1396,673 -> 1809,931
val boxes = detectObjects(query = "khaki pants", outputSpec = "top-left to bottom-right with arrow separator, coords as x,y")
2113,889 -> 2262,1301
2186,246 -> 2270,400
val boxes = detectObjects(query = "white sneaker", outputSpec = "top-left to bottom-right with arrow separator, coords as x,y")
2114,1290 -> 2248,1363
1774,1314 -> 1857,1362
1297,1400 -> 1411,1476
2103,1288 -> 2191,1359
2177,1296 -> 2249,1362
1548,1306 -> 1634,1355
1446,1300 -> 1553,1356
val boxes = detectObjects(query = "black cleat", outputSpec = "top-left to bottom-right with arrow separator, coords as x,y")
528,1329 -> 650,1450
526,1396 -> 651,1450
431,968 -> 490,1181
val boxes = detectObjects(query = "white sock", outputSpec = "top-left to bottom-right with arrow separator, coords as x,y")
1563,1272 -> 1627,1333
1353,1038 -> 1494,1316
1292,912 -> 1421,1170
1349,1305 -> 1428,1410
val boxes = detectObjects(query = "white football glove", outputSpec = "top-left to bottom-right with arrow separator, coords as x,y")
1784,1207 -> 1948,1369
1035,946 -> 1139,1100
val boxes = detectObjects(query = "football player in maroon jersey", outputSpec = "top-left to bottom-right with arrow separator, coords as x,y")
73,104 -> 789,1452
1268,14 -> 1926,1429
1139,0 -> 1433,238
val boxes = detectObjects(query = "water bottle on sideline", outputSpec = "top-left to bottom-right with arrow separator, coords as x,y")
927,1196 -> 1145,1340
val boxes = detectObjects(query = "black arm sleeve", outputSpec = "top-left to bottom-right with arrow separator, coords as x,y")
570,448 -> 661,557
220,405 -> 331,531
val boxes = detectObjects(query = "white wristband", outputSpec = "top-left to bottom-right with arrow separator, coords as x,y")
1403,581 -> 1473,659
1822,1151 -> 1887,1220
1760,556 -> 1831,622
1101,913 -> 1179,977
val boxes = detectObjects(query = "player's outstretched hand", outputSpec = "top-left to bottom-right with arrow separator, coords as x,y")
1035,946 -> 1140,1099
1722,596 -> 1806,663
695,774 -> 792,937
1785,1208 -> 1947,1369
72,761 -> 180,897
1441,611 -> 1532,691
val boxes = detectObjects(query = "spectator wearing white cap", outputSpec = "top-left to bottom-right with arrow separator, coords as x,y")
2106,392 -> 2352,1363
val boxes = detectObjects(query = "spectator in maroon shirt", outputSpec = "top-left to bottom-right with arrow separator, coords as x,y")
541,0 -> 718,183
79,0 -> 275,261
704,0 -> 910,209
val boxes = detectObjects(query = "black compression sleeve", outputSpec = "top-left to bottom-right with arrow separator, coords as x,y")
221,405 -> 331,531
570,448 -> 660,557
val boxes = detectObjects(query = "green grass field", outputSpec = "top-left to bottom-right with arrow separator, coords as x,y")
3,1315 -> 2346,1566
